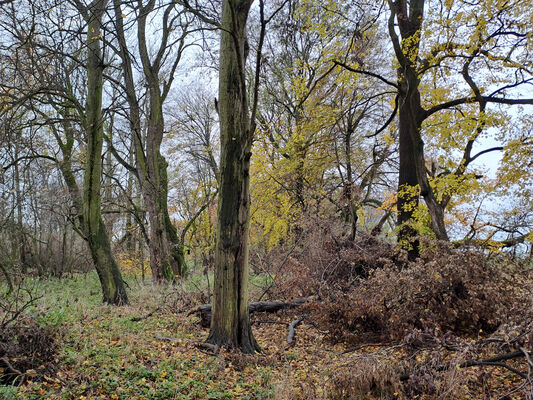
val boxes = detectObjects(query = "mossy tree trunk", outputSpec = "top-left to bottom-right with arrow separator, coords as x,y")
113,0 -> 186,282
206,0 -> 260,354
81,0 -> 128,305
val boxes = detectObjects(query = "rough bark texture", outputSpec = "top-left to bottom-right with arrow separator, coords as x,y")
389,0 -> 449,256
113,0 -> 185,282
82,0 -> 128,305
206,0 -> 259,354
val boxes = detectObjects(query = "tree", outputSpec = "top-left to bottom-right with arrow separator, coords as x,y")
111,0 -> 193,281
251,0 -> 395,244
385,0 -> 533,253
76,0 -> 129,304
206,0 -> 261,353
167,87 -> 220,273
0,0 -> 129,302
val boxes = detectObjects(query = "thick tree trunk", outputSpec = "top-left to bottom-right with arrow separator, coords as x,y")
82,0 -> 128,305
206,0 -> 259,354
397,81 -> 422,258
402,70 -> 449,243
113,0 -> 185,282
390,0 -> 449,256
142,119 -> 186,281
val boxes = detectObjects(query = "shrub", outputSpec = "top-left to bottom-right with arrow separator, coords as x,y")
0,315 -> 56,385
0,279 -> 57,385
326,356 -> 402,399
309,239 -> 528,344
259,217 -> 406,301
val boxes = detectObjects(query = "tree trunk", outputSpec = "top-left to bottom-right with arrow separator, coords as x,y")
82,0 -> 128,305
206,0 -> 260,354
103,117 -> 115,234
113,0 -> 186,282
344,128 -> 358,241
397,81 -> 422,258
389,0 -> 449,257
125,144 -> 136,255
14,140 -> 27,273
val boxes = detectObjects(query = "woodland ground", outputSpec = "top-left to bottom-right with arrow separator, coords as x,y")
1,250 -> 533,400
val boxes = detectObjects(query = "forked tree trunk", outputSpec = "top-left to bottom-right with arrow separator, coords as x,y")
113,0 -> 186,282
82,0 -> 128,305
206,0 -> 260,354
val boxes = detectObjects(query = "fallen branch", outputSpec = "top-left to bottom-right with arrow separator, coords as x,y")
188,297 -> 311,328
286,317 -> 303,346
461,361 -> 527,379
131,306 -> 162,322
0,356 -> 22,377
400,350 -> 530,381
460,350 -> 525,366
253,320 -> 288,326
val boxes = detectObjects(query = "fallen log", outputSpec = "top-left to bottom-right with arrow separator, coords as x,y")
286,317 -> 303,346
188,297 -> 310,328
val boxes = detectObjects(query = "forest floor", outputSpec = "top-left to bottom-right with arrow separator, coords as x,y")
1,271 -> 530,400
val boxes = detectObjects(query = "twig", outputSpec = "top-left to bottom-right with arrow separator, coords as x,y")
0,262 -> 13,294
341,343 -> 408,371
0,356 -> 22,376
256,234 -> 303,302
341,343 -> 392,355
520,347 -> 533,369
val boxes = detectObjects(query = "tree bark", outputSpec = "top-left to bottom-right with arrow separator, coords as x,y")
113,0 -> 186,282
14,140 -> 28,273
389,0 -> 449,257
206,0 -> 260,354
81,0 -> 128,305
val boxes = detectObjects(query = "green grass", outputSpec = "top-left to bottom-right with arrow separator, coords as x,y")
4,271 -> 275,400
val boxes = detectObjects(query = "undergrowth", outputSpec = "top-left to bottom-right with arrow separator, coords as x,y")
1,229 -> 532,399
